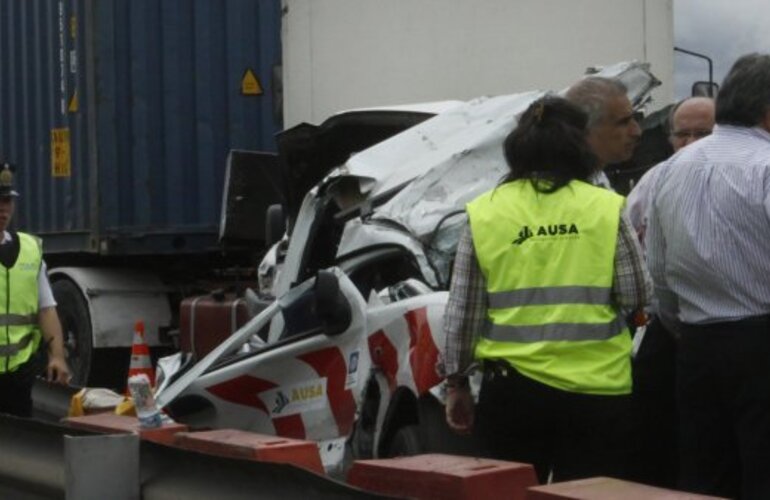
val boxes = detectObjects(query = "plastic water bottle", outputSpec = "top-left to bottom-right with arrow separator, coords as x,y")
127,374 -> 163,428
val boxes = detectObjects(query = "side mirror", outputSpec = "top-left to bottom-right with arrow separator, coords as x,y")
219,150 -> 282,247
265,204 -> 286,248
691,81 -> 718,98
313,270 -> 352,336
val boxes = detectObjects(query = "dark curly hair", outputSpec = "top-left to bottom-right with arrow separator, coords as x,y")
502,95 -> 598,193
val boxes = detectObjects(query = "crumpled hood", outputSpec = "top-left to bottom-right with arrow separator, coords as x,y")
335,61 -> 660,286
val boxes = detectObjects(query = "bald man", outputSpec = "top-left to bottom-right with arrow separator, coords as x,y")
668,97 -> 717,153
627,97 -> 715,245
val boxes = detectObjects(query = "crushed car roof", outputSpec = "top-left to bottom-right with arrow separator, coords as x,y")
334,62 -> 660,281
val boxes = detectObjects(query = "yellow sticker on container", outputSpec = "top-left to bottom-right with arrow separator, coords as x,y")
241,69 -> 263,96
51,128 -> 72,178
68,90 -> 79,113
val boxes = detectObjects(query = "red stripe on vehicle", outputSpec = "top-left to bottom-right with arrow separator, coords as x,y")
206,375 -> 307,439
206,375 -> 276,414
299,347 -> 356,436
367,330 -> 398,392
405,307 -> 443,394
272,415 -> 307,439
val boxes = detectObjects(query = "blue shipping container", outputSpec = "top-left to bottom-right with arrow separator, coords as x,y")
0,0 -> 282,256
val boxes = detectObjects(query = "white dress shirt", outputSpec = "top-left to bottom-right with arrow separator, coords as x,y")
625,163 -> 664,251
647,125 -> 770,326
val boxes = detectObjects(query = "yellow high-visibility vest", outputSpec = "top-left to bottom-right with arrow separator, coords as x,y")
467,179 -> 631,395
0,232 -> 43,373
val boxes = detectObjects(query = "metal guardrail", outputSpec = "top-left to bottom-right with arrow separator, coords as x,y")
0,415 -> 391,499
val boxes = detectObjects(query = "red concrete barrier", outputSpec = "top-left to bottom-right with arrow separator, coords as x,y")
174,429 -> 325,474
347,453 -> 538,500
526,477 -> 727,500
64,413 -> 188,446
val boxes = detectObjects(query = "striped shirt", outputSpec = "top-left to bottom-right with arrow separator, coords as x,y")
625,163 -> 664,251
443,211 -> 651,376
647,125 -> 770,327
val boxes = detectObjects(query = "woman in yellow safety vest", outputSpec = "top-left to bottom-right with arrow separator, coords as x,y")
442,95 -> 650,483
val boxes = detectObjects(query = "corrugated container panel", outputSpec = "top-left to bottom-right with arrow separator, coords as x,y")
0,0 -> 282,255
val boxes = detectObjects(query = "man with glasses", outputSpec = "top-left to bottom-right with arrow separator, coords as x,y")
668,97 -> 716,152
627,97 -> 715,244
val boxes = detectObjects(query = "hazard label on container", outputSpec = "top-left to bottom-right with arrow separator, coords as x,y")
51,128 -> 72,177
241,69 -> 263,96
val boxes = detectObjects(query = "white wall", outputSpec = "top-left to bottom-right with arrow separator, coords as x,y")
283,0 -> 674,127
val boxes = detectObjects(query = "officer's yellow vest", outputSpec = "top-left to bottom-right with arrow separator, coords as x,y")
0,232 -> 43,373
467,179 -> 631,395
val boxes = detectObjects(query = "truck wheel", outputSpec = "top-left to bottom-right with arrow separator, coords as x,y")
52,280 -> 92,386
386,425 -> 423,457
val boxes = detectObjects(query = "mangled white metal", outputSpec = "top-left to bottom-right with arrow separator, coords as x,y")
337,218 -> 440,288
336,62 -> 660,286
342,91 -> 542,201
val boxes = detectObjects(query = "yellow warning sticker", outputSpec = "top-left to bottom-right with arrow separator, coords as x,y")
68,90 -> 78,113
51,128 -> 72,178
241,69 -> 263,96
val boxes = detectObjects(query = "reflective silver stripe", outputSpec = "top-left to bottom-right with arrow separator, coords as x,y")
488,286 -> 612,309
0,313 -> 38,327
484,316 -> 627,343
0,333 -> 35,356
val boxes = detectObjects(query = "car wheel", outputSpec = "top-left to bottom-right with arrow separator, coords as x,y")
386,424 -> 423,457
52,280 -> 92,386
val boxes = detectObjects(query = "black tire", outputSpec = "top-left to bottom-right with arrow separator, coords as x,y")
386,424 -> 423,458
51,280 -> 92,386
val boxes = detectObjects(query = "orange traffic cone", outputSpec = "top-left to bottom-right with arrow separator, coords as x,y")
127,320 -> 155,391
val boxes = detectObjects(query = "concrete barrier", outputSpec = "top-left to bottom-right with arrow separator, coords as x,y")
64,413 -> 188,445
348,453 -> 538,500
526,477 -> 728,499
174,429 -> 325,474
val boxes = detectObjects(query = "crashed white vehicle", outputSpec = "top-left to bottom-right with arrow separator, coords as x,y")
156,62 -> 660,474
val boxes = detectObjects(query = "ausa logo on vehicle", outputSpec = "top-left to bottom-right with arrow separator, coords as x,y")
512,223 -> 580,245
264,377 -> 328,417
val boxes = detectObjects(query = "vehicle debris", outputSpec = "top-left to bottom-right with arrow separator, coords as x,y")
155,62 -> 660,474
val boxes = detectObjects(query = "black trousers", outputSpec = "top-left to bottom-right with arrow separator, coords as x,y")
0,350 -> 45,417
629,317 -> 678,488
476,362 -> 633,483
677,316 -> 770,500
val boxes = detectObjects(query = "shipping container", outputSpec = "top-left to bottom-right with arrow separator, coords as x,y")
0,0 -> 282,256
0,0 -> 283,386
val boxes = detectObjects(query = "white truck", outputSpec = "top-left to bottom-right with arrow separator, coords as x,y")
281,0 -> 674,127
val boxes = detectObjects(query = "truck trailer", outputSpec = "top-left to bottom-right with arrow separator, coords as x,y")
0,0 -> 283,386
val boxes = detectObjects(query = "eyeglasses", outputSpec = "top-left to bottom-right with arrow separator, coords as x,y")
671,129 -> 712,140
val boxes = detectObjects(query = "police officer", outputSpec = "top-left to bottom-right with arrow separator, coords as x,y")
0,162 -> 70,417
443,96 -> 651,482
